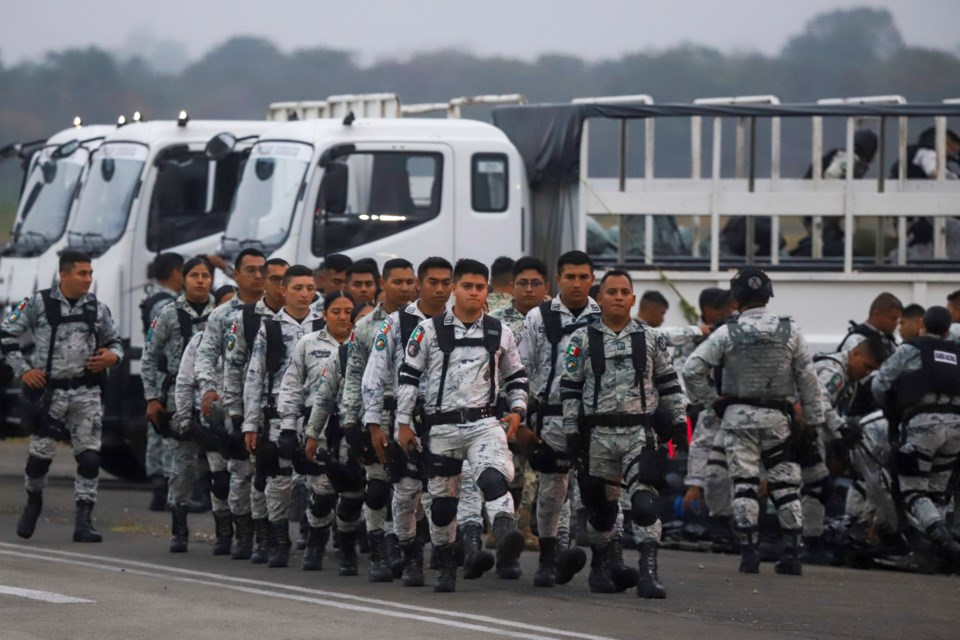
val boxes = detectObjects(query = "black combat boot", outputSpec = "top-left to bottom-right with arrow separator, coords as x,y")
169,505 -> 189,552
384,532 -> 403,579
400,539 -> 425,587
573,508 -> 591,547
555,540 -> 587,586
212,511 -> 233,555
149,475 -> 168,512
367,530 -> 394,582
250,518 -> 270,564
433,543 -> 457,593
338,530 -> 359,576
231,514 -> 253,560
533,536 -> 558,587
267,520 -> 291,568
607,536 -> 638,592
738,528 -> 761,574
928,522 -> 960,568
16,491 -> 43,539
461,522 -> 495,579
637,540 -> 666,599
774,533 -> 803,576
296,515 -> 308,551
357,520 -> 369,553
587,544 -> 617,593
493,513 -> 524,580
302,526 -> 330,571
73,500 -> 103,543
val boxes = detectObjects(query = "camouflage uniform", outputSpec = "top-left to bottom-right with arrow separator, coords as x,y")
142,294 -> 213,507
844,411 -> 897,533
1,288 -> 123,504
687,408 -> 733,518
143,286 -> 178,480
683,307 -> 824,555
486,292 -> 514,313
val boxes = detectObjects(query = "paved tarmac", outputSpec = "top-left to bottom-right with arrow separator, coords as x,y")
0,440 -> 957,640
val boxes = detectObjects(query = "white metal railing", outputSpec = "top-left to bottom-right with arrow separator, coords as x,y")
402,94 -> 527,118
267,93 -> 402,121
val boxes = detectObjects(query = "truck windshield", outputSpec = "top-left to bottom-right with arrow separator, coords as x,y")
8,147 -> 87,256
223,141 -> 312,252
69,142 -> 147,255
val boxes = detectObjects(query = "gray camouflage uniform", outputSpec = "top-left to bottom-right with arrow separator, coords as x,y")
561,319 -> 686,544
397,311 -> 528,546
143,287 -> 178,479
1,288 -> 123,503
683,307 -> 824,546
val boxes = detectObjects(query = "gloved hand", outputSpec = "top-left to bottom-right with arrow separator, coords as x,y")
671,422 -> 689,453
839,417 -> 864,447
276,429 -> 299,459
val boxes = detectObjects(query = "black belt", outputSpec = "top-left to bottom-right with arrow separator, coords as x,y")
47,374 -> 100,390
582,413 -> 649,428
903,404 -> 960,422
383,397 -> 398,411
425,406 -> 497,426
725,397 -> 792,414
538,403 -> 563,417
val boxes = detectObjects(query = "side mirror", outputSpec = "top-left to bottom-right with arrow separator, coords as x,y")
320,162 -> 348,215
205,132 -> 237,161
52,139 -> 81,159
1,143 -> 23,160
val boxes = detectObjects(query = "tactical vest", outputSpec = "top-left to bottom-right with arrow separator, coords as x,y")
720,316 -> 795,400
586,324 -> 647,410
40,289 -> 99,378
895,337 -> 960,412
431,312 -> 502,411
263,316 -> 325,405
159,308 -> 208,398
539,300 -> 597,401
139,290 -> 175,335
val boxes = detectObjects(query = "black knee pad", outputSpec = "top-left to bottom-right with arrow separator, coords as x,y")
588,500 -> 619,533
311,492 -> 337,519
211,470 -> 230,500
895,448 -> 921,477
337,495 -> 364,523
800,476 -> 831,504
476,468 -> 510,502
630,491 -> 658,527
430,496 -> 459,527
25,455 -> 52,479
75,450 -> 100,480
365,479 -> 391,510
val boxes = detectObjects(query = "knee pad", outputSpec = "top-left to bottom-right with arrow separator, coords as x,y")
211,470 -> 230,501
895,448 -> 921,477
430,496 -> 459,528
588,500 -> 619,533
25,455 -> 52,479
800,476 -> 829,500
75,450 -> 101,480
365,478 -> 391,510
336,495 -> 364,523
630,491 -> 659,527
311,492 -> 338,519
476,468 -> 510,502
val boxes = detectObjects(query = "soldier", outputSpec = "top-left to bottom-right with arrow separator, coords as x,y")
141,256 -> 215,552
561,269 -> 687,598
242,265 -> 323,568
172,284 -> 238,555
520,250 -> 599,587
396,258 -> 529,593
314,253 -> 353,296
839,292 -> 903,354
279,290 -> 357,572
362,257 -> 453,585
900,304 -> 926,343
946,290 -> 960,343
486,256 -> 515,312
9,250 -> 124,542
683,267 -> 825,576
194,248 -> 267,561
871,306 -> 960,566
140,252 -> 183,511
346,260 -> 379,306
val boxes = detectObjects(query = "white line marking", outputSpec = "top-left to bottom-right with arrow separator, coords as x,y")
0,584 -> 94,603
0,546 -> 620,640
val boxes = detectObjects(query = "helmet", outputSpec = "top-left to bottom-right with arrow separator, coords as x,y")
730,266 -> 773,302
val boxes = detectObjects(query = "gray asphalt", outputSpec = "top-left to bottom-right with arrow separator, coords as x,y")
0,440 -> 957,640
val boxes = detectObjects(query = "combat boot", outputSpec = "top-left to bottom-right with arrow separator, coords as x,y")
738,528 -> 761,574
533,536 -> 558,587
384,532 -> 403,578
296,515 -> 308,551
555,538 -> 587,586
518,505 -> 539,552
637,540 -> 666,599
461,522 -> 495,579
607,536 -> 638,592
231,514 -> 253,560
169,505 -> 189,552
338,530 -> 359,576
267,520 -> 291,568
368,530 -> 394,582
250,518 -> 270,564
148,475 -> 168,512
587,544 -> 617,593
433,543 -> 457,593
212,511 -> 233,555
493,512 -> 524,580
927,521 -> 960,567
72,500 -> 103,543
16,491 -> 42,539
302,526 -> 329,571
774,533 -> 803,576
400,539 -> 425,587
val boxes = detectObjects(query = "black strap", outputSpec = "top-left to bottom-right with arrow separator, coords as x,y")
432,313 -> 502,411
311,317 -> 326,332
631,330 -> 648,415
338,342 -> 350,378
140,291 -> 175,334
40,289 -> 99,376
399,309 -> 420,346
587,324 -> 647,416
264,319 -> 285,374
539,301 -> 593,401
241,303 -> 261,360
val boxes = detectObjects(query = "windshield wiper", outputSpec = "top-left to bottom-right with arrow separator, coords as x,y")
13,230 -> 49,256
68,230 -> 110,254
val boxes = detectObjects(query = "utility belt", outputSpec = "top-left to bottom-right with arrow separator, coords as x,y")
537,403 -> 563,418
47,373 -> 101,391
714,397 -> 792,419
581,412 -> 650,429
901,403 -> 960,423
424,405 -> 497,427
383,396 -> 398,411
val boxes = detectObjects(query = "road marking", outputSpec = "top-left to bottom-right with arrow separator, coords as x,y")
0,545 -> 620,640
0,584 -> 94,603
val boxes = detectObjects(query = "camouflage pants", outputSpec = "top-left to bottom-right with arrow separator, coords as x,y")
305,473 -> 363,532
145,425 -> 173,478
25,387 -> 102,503
845,414 -> 896,532
690,410 -> 733,518
723,423 -> 802,541
798,430 -> 830,538
227,457 -> 267,519
536,417 -> 573,539
206,450 -> 229,513
167,438 -> 200,507
426,419 -> 515,545
897,413 -> 960,532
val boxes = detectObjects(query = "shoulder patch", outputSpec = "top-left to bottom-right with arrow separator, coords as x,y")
656,335 -> 667,352
378,320 -> 390,334
564,355 -> 579,373
375,334 -> 388,351
411,326 -> 425,344
825,373 -> 843,394
407,340 -> 421,358
566,344 -> 581,357
226,334 -> 237,351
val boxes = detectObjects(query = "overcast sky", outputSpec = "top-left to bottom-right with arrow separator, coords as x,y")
2,0 -> 958,66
